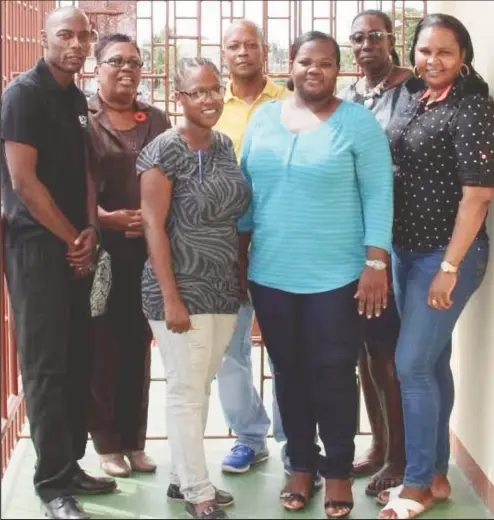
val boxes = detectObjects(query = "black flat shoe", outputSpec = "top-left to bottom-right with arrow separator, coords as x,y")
70,469 -> 117,495
41,496 -> 90,519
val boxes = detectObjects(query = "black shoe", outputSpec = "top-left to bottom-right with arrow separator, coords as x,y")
41,496 -> 90,519
167,484 -> 234,507
185,502 -> 228,519
70,469 -> 117,495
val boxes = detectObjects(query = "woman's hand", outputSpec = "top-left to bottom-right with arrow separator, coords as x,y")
428,271 -> 458,311
164,297 -> 192,334
100,208 -> 144,237
355,267 -> 388,319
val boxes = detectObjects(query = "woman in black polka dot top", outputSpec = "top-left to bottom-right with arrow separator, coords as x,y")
378,14 -> 494,520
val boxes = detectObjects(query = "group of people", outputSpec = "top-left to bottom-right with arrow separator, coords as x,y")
1,4 -> 493,520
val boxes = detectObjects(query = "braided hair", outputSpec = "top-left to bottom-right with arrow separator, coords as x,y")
174,57 -> 221,91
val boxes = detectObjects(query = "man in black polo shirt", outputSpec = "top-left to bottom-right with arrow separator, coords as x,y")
1,7 -> 117,519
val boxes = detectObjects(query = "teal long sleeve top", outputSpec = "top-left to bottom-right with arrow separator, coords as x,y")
238,100 -> 393,293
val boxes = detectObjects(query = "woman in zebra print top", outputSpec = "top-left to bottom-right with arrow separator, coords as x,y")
136,57 -> 251,520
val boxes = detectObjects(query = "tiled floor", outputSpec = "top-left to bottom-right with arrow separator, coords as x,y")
2,348 -> 493,519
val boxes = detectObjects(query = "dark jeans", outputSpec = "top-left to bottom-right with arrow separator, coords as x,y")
250,280 -> 362,479
4,229 -> 92,502
89,243 -> 152,454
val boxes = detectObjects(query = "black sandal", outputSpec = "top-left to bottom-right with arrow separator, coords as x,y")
324,500 -> 354,519
365,475 -> 403,497
280,474 -> 315,512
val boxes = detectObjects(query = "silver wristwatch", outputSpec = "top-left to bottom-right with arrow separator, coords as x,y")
365,259 -> 387,271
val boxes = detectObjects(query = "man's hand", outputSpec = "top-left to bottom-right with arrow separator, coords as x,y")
66,227 -> 98,276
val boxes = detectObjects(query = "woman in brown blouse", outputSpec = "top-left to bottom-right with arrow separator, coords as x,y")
87,33 -> 170,477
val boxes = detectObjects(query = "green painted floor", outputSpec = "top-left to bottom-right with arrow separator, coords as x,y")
2,437 -> 493,519
2,348 -> 492,519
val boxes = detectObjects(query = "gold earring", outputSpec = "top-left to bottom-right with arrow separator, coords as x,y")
413,66 -> 421,78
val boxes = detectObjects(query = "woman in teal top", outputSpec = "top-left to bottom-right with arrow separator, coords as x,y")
238,31 -> 393,518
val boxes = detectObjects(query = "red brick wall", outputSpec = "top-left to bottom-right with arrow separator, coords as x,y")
1,1 -> 57,90
79,1 -> 137,40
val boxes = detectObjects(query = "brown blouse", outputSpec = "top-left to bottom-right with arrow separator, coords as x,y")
87,95 -> 171,256
87,95 -> 171,211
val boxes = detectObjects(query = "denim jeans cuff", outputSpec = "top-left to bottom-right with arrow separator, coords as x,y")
435,465 -> 449,476
234,438 -> 268,454
403,478 -> 432,489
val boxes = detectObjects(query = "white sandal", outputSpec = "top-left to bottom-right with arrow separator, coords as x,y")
378,496 -> 431,519
376,484 -> 403,505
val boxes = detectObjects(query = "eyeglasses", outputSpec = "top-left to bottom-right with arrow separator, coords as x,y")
349,31 -> 393,45
100,57 -> 143,69
179,86 -> 225,102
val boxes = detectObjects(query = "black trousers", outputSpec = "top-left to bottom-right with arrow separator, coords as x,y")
5,229 -> 92,502
89,242 -> 152,454
250,280 -> 362,479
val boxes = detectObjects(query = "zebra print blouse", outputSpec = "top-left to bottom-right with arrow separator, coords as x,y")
136,128 -> 252,320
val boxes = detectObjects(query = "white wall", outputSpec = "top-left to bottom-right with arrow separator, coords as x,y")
429,0 -> 494,485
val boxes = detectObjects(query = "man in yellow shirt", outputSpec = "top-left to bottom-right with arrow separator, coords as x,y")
215,19 -> 291,475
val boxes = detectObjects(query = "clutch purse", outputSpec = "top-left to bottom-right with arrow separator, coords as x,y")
90,247 -> 112,317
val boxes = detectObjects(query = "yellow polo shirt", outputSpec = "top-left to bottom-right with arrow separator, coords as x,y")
215,77 -> 291,160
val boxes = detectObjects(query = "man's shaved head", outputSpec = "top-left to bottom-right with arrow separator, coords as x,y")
223,19 -> 264,47
44,6 -> 89,31
222,19 -> 266,81
41,6 -> 92,77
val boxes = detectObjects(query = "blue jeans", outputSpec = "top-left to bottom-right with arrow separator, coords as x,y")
392,240 -> 489,489
217,302 -> 286,452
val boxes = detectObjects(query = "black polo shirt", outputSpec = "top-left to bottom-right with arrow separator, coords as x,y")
1,58 -> 88,238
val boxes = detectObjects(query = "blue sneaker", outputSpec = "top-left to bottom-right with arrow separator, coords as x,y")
221,445 -> 269,474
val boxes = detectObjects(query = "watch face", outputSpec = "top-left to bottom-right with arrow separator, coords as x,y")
441,262 -> 456,273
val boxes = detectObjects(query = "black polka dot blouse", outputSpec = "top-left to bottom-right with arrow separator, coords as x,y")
388,81 -> 494,252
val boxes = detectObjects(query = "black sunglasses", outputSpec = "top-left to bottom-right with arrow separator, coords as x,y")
349,31 -> 393,45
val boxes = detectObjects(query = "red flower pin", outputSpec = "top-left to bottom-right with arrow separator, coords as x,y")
134,111 -> 148,123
